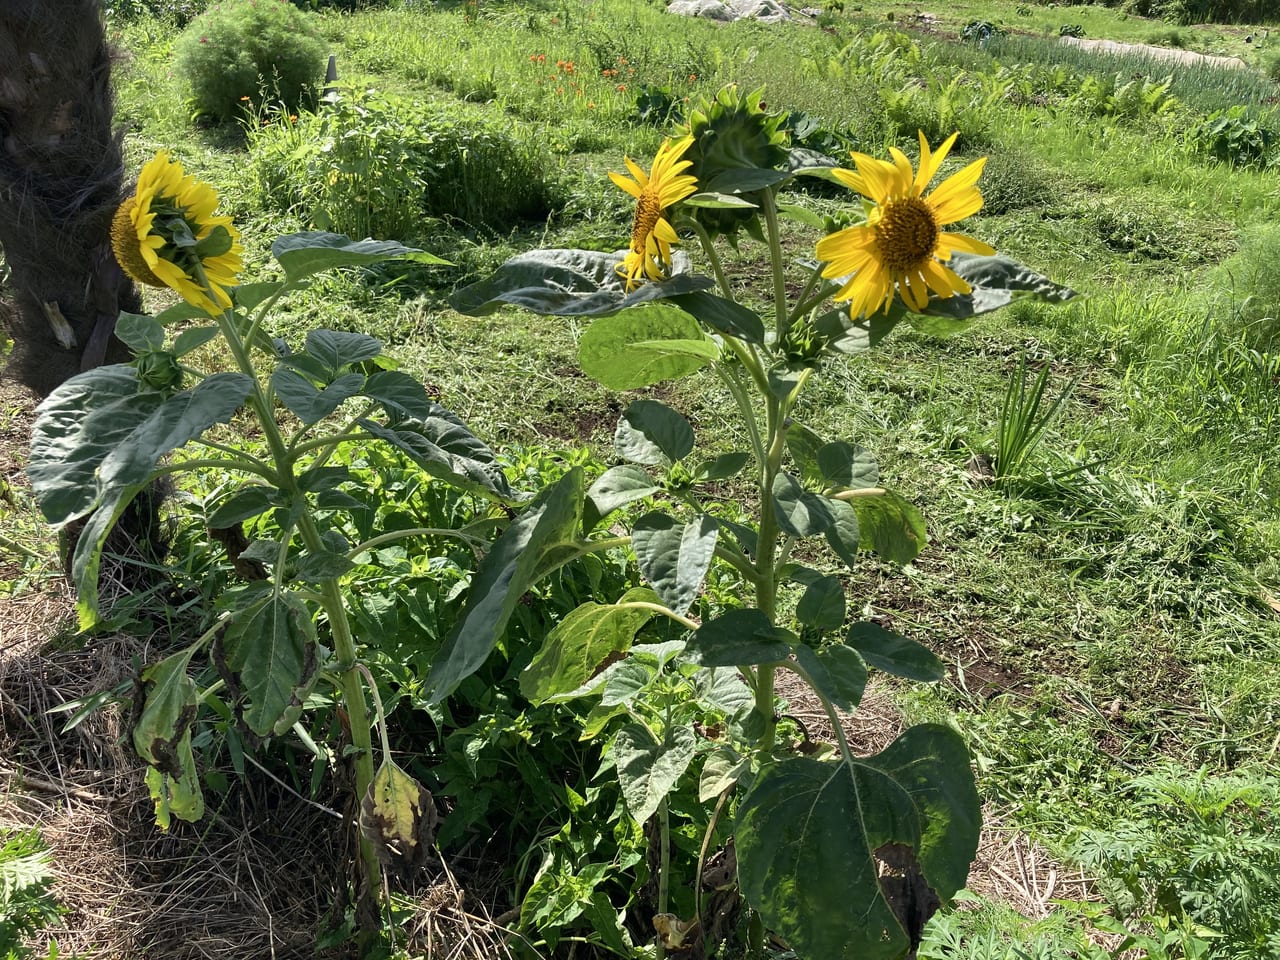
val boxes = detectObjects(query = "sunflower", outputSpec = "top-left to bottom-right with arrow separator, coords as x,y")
609,136 -> 699,291
111,150 -> 243,316
816,131 -> 995,319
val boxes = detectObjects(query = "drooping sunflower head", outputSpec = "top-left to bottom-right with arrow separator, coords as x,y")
815,131 -> 995,319
681,85 -> 790,245
111,151 -> 243,316
609,136 -> 699,291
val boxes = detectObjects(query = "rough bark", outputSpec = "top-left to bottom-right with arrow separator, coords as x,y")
0,0 -> 140,398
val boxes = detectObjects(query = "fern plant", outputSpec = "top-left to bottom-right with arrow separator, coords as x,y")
0,829 -> 62,959
1070,766 -> 1280,960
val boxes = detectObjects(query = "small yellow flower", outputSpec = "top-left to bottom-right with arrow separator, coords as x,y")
609,136 -> 699,291
816,131 -> 994,318
110,150 -> 243,316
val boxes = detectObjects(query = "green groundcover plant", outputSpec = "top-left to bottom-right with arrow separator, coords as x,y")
28,84 -> 1073,958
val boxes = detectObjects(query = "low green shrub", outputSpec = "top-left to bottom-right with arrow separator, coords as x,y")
247,88 -> 559,238
173,0 -> 326,123
1191,106 -> 1278,170
961,20 -> 1006,43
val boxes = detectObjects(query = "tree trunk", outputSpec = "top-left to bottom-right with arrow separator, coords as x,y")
0,0 -> 140,398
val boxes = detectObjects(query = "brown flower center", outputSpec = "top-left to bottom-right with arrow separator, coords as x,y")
110,197 -> 165,288
874,196 -> 940,272
631,192 -> 661,252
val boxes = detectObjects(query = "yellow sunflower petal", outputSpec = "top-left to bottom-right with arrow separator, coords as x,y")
609,171 -> 643,197
830,167 -> 871,197
914,131 -> 958,194
624,155 -> 649,187
937,231 -> 996,258
926,157 -> 988,222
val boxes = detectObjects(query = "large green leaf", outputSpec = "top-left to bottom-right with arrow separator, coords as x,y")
271,369 -> 365,426
686,609 -> 793,667
773,472 -> 835,537
424,468 -> 584,702
796,575 -> 846,632
271,232 -> 447,284
668,291 -> 766,343
362,370 -> 438,421
217,590 -> 319,737
612,722 -> 697,823
29,365 -> 159,525
31,368 -> 253,624
691,451 -> 751,483
851,491 -> 927,565
863,726 -> 982,901
631,512 -> 718,617
116,313 -> 165,352
824,498 -> 861,568
302,329 -> 383,374
207,486 -> 282,528
814,305 -> 905,356
578,305 -> 715,390
614,399 -> 694,466
791,643 -> 866,712
583,465 -> 659,533
30,368 -> 252,526
704,167 -> 791,194
360,414 -> 512,500
520,587 -> 660,703
846,622 -> 943,682
818,442 -> 879,491
736,727 -> 979,960
448,248 -> 713,317
910,254 -> 1078,335
785,422 -> 827,488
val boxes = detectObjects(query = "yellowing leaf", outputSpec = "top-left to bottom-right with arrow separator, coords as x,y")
359,760 -> 438,872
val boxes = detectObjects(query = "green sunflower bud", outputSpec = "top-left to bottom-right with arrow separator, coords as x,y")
682,85 -> 791,246
136,351 -> 185,394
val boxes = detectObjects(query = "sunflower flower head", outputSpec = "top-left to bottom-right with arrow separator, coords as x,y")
110,150 -> 243,316
609,136 -> 699,291
681,85 -> 789,246
815,131 -> 995,320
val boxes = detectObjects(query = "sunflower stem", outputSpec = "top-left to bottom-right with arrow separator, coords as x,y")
689,217 -> 734,300
759,188 -> 789,344
193,262 -> 383,918
786,263 -> 831,327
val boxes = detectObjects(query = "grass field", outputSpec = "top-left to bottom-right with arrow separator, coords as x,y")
3,0 -> 1280,956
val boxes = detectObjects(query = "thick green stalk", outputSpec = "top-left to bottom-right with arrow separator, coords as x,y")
688,217 -> 734,300
751,392 -> 787,749
196,265 -> 382,901
759,189 -> 789,342
657,797 -> 671,960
